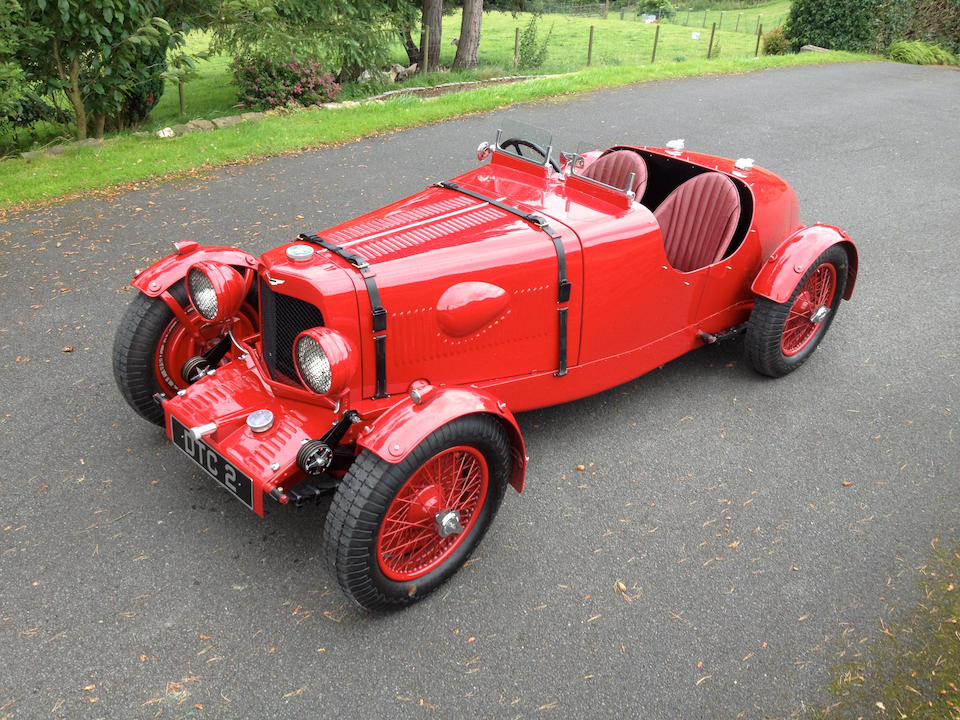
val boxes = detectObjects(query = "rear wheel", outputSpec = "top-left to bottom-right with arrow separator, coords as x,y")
324,415 -> 510,611
746,246 -> 848,377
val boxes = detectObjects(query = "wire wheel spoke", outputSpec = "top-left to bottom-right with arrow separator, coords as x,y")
377,446 -> 489,580
781,263 -> 836,356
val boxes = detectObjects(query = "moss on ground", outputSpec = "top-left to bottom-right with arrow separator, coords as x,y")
812,541 -> 960,719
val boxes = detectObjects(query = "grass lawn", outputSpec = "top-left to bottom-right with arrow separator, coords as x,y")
0,0 -> 869,210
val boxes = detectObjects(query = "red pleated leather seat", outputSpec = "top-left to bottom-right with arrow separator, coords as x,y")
654,172 -> 740,272
581,150 -> 648,197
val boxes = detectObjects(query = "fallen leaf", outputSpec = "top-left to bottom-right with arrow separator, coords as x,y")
842,480 -> 853,487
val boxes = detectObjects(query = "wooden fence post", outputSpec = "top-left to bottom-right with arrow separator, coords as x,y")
685,7 -> 690,25
603,0 -> 608,19
707,22 -> 716,58
514,27 -> 519,67
702,9 -> 707,27
735,12 -> 741,32
755,14 -> 762,33
755,23 -> 763,56
587,25 -> 594,66
620,6 -> 625,20
719,11 -> 723,29
651,23 -> 660,63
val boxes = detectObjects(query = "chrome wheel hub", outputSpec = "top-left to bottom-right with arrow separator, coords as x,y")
434,510 -> 464,538
809,305 -> 830,324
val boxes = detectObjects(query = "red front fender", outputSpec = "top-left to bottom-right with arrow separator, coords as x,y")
358,387 -> 527,493
131,241 -> 259,296
752,225 -> 859,304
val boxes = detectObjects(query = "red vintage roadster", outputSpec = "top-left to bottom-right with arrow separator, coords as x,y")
114,125 -> 857,611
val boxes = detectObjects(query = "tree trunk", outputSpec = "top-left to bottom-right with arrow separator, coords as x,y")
453,0 -> 483,70
420,0 -> 442,72
400,29 -> 421,66
92,112 -> 106,139
178,79 -> 186,115
53,38 -> 87,141
68,58 -> 87,141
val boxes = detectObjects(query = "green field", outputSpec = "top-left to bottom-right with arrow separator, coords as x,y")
414,0 -> 793,72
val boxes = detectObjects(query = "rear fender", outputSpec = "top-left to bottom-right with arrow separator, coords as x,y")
131,241 -> 259,297
751,225 -> 858,304
358,387 -> 527,493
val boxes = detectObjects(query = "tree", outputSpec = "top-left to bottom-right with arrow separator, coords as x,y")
17,0 -> 170,140
420,0 -> 442,71
0,0 -> 29,122
163,28 -> 208,115
452,0 -> 531,71
213,0 -> 416,83
452,0 -> 482,69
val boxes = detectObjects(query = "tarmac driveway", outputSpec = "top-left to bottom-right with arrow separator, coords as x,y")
1,61 -> 958,719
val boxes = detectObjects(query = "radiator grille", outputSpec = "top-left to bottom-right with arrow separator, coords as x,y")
260,279 -> 325,386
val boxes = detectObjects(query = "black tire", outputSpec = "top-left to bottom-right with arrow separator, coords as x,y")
112,283 -> 189,426
746,246 -> 849,378
323,415 -> 511,611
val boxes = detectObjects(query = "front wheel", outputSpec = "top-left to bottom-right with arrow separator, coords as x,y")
112,282 -> 256,425
323,415 -> 511,611
746,246 -> 849,378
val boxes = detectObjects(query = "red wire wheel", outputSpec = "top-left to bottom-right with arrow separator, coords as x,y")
780,262 -> 836,356
113,281 -> 257,425
152,306 -> 256,397
324,415 -> 511,611
746,246 -> 848,378
377,446 -> 489,581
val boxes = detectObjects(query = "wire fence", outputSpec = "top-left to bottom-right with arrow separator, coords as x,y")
540,2 -> 786,33
664,8 -> 786,33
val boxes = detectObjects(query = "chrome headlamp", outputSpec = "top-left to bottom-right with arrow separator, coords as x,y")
187,266 -> 218,319
293,328 -> 359,396
186,262 -> 246,322
296,334 -> 333,394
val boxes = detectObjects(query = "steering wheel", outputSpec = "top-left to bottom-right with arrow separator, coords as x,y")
500,138 -> 562,173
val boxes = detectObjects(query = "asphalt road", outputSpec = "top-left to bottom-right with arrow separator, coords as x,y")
1,62 -> 958,719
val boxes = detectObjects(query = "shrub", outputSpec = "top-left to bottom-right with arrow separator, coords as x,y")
232,55 -> 340,110
889,39 -> 960,65
638,0 -> 676,20
871,0 -> 914,53
517,11 -> 553,71
109,42 -> 167,131
908,0 -> 960,54
784,0 -> 875,51
761,26 -> 791,55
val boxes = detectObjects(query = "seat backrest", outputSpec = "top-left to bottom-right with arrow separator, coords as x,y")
580,149 -> 647,197
653,172 -> 740,273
